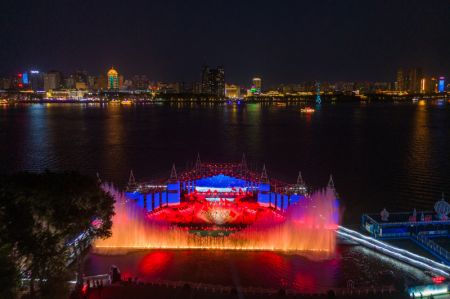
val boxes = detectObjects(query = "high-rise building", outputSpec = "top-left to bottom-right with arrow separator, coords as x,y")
438,77 -> 445,93
96,75 -> 108,90
428,77 -> 438,93
43,71 -> 62,91
87,76 -> 96,89
408,68 -> 422,93
19,70 -> 44,91
107,67 -> 119,90
252,77 -> 262,94
201,66 -> 225,97
0,77 -> 12,90
396,68 -> 422,93
396,69 -> 404,91
119,75 -> 124,89
211,66 -> 225,97
201,66 -> 210,94
420,78 -> 426,94
193,82 -> 202,94
132,75 -> 149,90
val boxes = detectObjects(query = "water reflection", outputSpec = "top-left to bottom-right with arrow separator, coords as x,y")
85,246 -> 424,292
405,104 -> 432,210
1,103 -> 449,223
23,105 -> 52,170
101,104 -> 127,177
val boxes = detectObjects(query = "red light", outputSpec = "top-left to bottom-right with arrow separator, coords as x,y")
432,276 -> 445,284
18,73 -> 22,78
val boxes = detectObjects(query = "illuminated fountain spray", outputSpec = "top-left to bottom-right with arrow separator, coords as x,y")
94,183 -> 339,255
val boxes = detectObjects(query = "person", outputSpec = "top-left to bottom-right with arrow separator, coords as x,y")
110,265 -> 122,284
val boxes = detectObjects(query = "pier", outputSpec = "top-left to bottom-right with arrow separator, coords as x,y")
361,199 -> 450,266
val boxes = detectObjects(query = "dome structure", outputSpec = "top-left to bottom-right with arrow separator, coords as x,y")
107,67 -> 118,76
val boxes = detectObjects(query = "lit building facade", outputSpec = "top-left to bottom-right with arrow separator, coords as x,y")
43,72 -> 61,91
132,75 -> 149,90
107,67 -> 119,90
201,66 -> 225,97
396,68 -> 423,93
438,77 -> 445,93
18,70 -> 44,91
252,77 -> 262,94
225,84 -> 240,98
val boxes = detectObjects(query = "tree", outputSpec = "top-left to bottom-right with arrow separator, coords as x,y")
0,245 -> 20,298
0,171 -> 115,298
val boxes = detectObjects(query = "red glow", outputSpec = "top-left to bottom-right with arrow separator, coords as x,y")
82,284 -> 88,294
256,252 -> 289,272
138,251 -> 173,278
432,276 -> 446,284
146,192 -> 280,225
293,272 -> 317,293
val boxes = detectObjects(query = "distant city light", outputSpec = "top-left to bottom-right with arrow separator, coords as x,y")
438,77 -> 445,93
22,73 -> 29,84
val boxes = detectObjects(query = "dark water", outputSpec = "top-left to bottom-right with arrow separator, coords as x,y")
1,102 -> 450,223
2,102 -> 448,290
84,246 -> 429,292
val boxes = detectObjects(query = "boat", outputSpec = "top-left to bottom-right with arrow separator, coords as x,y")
300,106 -> 315,113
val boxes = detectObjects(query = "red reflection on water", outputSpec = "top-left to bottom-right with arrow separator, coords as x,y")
120,271 -> 135,281
138,251 -> 173,278
293,272 -> 317,293
256,252 -> 289,272
255,252 -> 291,287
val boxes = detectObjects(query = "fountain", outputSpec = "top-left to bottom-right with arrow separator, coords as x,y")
94,183 -> 339,255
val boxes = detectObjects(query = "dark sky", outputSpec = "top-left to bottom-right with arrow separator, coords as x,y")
0,0 -> 449,85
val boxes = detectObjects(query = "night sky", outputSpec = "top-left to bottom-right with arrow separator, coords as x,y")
0,0 -> 449,85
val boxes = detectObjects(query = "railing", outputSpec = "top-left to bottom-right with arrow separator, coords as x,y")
83,274 -> 110,287
411,233 -> 450,263
337,226 -> 450,278
66,231 -> 93,266
362,212 -> 450,227
83,275 -> 395,297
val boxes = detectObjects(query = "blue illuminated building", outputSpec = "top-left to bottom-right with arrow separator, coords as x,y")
22,72 -> 29,84
438,77 -> 445,93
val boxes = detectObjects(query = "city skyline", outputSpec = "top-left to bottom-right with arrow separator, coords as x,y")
0,0 -> 449,85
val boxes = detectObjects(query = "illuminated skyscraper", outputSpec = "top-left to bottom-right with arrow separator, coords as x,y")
43,71 -> 62,91
201,66 -> 225,97
107,67 -> 119,90
438,77 -> 445,93
396,68 -> 422,93
408,68 -> 422,93
19,70 -> 44,91
252,77 -> 262,94
201,66 -> 211,94
396,69 -> 404,91
420,78 -> 426,94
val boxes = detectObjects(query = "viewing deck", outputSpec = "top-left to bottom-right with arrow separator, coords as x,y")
361,204 -> 450,265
